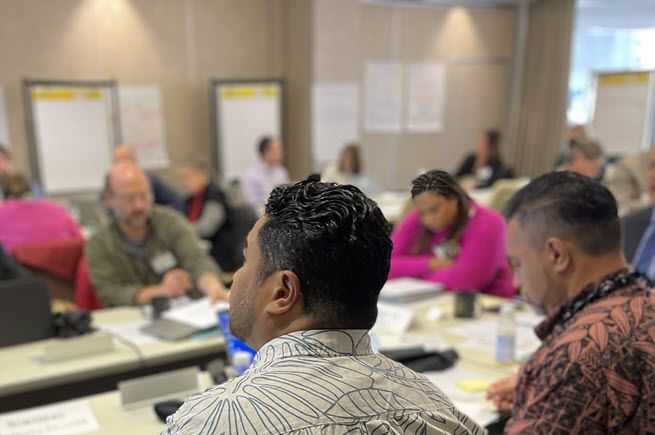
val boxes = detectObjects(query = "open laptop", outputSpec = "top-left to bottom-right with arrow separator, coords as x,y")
0,276 -> 54,347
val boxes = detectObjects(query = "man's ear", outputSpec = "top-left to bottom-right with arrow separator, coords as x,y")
264,270 -> 301,315
545,237 -> 571,274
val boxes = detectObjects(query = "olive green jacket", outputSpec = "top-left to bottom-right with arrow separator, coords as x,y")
86,206 -> 220,307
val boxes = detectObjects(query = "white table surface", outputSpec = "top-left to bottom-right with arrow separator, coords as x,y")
1,294 -> 537,433
0,307 -> 225,397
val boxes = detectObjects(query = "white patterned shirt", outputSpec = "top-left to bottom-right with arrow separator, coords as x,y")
163,329 -> 486,434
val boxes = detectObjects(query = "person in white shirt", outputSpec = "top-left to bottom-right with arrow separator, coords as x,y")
241,137 -> 290,206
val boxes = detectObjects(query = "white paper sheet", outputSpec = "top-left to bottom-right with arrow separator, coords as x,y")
379,278 -> 443,302
118,85 -> 169,170
0,87 -> 10,146
406,63 -> 446,133
374,332 -> 450,354
0,400 -> 99,435
448,320 -> 541,357
162,297 -> 229,330
312,84 -> 359,166
364,61 -> 403,133
424,367 -> 499,427
372,302 -> 415,335
98,319 -> 158,346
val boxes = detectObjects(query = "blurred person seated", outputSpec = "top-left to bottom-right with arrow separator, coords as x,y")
112,144 -> 185,213
180,159 -> 255,273
455,129 -> 514,190
553,124 -> 590,168
322,143 -> 362,185
0,144 -> 42,199
241,136 -> 290,206
557,139 -> 604,181
389,170 -> 514,298
487,171 -> 655,434
163,177 -> 483,435
622,147 -> 655,280
86,162 -> 227,307
322,143 -> 380,194
605,148 -> 651,214
0,174 -> 82,252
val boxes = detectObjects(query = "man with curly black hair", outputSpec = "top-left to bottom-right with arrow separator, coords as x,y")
164,176 -> 484,435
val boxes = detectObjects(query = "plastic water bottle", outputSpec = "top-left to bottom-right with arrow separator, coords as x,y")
217,312 -> 256,376
496,303 -> 516,364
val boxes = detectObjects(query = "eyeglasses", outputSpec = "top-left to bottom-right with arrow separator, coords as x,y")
113,192 -> 152,205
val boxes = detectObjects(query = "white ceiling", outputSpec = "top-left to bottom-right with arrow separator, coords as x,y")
576,0 -> 655,30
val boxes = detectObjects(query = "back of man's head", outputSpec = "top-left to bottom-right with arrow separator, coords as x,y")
570,139 -> 603,161
505,171 -> 620,256
259,177 -> 392,329
258,136 -> 272,157
112,145 -> 137,164
182,158 -> 211,176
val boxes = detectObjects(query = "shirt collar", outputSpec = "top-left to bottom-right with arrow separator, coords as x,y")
252,329 -> 372,367
534,267 -> 630,340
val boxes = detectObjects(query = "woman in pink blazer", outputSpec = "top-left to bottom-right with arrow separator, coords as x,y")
389,170 -> 515,298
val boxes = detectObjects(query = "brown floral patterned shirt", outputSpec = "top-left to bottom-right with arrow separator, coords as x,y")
507,269 -> 655,434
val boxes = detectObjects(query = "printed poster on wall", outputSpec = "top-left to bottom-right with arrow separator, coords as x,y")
312,83 -> 359,166
364,61 -> 403,133
118,85 -> 169,169
406,62 -> 446,133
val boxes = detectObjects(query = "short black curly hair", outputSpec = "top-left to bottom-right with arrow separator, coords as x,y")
258,175 -> 392,329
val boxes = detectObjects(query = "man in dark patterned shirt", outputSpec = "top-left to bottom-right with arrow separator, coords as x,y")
487,171 -> 655,434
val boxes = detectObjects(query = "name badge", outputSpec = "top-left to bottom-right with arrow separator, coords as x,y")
151,251 -> 178,274
432,244 -> 447,260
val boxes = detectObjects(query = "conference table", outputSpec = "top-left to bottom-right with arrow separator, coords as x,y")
0,293 -> 541,434
0,307 -> 226,412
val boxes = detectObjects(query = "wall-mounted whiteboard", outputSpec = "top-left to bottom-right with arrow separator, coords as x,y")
211,80 -> 284,182
592,71 -> 655,155
24,81 -> 119,194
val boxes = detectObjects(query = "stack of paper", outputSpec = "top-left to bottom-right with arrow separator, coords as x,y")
379,278 -> 443,303
162,297 -> 229,330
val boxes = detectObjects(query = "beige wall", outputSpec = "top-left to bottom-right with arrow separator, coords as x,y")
0,0 -> 285,190
313,0 -> 517,189
283,0 -> 314,179
0,0 -> 517,193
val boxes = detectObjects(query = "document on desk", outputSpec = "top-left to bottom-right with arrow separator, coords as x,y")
98,319 -> 158,345
424,367 -> 499,427
162,297 -> 229,330
0,399 -> 99,435
379,278 -> 443,303
371,302 -> 415,335
448,320 -> 541,356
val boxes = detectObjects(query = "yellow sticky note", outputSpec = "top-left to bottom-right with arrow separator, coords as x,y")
456,379 -> 491,393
